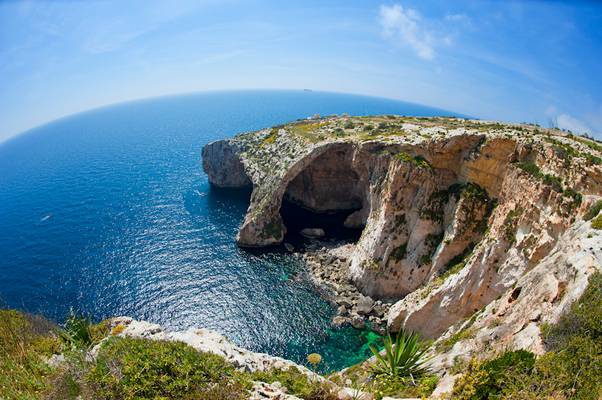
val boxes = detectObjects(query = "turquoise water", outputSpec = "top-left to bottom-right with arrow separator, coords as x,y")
0,90 -> 456,371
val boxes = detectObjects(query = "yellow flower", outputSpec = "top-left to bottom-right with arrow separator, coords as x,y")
307,353 -> 322,366
111,324 -> 125,336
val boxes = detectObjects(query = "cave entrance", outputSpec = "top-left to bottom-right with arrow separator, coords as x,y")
279,146 -> 366,245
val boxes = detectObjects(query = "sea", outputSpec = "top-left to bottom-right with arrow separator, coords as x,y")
0,90 -> 458,371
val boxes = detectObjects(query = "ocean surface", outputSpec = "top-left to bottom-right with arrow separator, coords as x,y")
0,90 -> 457,371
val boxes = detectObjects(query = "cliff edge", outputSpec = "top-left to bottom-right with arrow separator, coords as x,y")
202,115 -> 602,372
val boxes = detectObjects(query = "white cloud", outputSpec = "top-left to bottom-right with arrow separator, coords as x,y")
556,113 -> 592,135
379,4 -> 434,60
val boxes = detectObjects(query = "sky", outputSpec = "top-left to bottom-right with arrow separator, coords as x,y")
1,0 -> 602,142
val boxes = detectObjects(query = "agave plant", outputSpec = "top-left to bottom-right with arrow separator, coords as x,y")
369,331 -> 431,379
59,308 -> 93,350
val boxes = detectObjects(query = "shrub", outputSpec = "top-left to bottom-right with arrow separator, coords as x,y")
503,207 -> 522,243
369,331 -> 430,379
592,214 -> 602,230
60,310 -> 93,350
435,326 -> 475,353
86,337 -> 250,399
453,272 -> 602,400
585,200 -> 602,221
516,162 -> 563,192
0,310 -> 60,399
452,350 -> 535,400
371,374 -> 438,400
395,152 -> 432,170
541,271 -> 602,350
390,243 -> 407,262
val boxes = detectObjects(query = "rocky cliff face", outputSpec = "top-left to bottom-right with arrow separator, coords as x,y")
202,115 -> 602,369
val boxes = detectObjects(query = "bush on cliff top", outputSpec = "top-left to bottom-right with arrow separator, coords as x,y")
452,271 -> 602,400
86,336 -> 251,400
584,200 -> 602,221
0,310 -> 342,400
0,310 -> 61,399
592,214 -> 602,230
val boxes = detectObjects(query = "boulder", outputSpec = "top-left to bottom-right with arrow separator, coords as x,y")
300,228 -> 326,239
356,295 -> 374,315
338,387 -> 373,400
350,314 -> 365,329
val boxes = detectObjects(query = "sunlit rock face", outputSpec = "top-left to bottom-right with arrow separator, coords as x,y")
202,116 -> 602,349
202,140 -> 252,188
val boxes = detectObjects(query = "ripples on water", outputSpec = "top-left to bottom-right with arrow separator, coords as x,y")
0,90 -> 455,371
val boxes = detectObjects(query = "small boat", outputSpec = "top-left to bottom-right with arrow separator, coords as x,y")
40,214 -> 52,222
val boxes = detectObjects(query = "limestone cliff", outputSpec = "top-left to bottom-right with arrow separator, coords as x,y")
202,115 -> 602,370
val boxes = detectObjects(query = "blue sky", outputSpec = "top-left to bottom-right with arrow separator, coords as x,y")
1,0 -> 601,141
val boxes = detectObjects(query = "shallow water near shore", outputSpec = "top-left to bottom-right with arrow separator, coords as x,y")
0,90 -> 456,371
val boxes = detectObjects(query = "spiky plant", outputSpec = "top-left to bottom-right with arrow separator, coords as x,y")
59,309 -> 92,350
369,331 -> 431,379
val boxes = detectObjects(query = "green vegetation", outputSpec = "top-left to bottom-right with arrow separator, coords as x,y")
252,367 -> 337,400
262,217 -> 283,240
343,120 -> 355,129
2,309 -> 384,400
369,331 -> 430,379
436,326 -> 476,353
432,245 -> 474,288
546,136 -> 602,165
592,214 -> 602,230
261,127 -> 279,146
584,152 -> 602,165
585,200 -> 602,220
503,207 -> 522,243
452,350 -> 535,400
370,374 -> 438,400
0,310 -> 60,399
87,337 -> 251,399
460,182 -> 489,202
516,162 -> 563,192
395,151 -> 432,170
59,310 -> 95,350
419,189 -> 449,223
290,121 -> 327,143
562,187 -> 583,211
514,161 -> 583,212
419,183 -> 494,231
451,272 -> 602,399
390,243 -> 407,262
351,331 -> 438,400
574,135 -> 602,153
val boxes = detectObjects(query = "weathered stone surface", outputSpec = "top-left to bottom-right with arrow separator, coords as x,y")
338,387 -> 373,400
202,139 -> 251,188
249,381 -> 302,400
356,295 -> 374,315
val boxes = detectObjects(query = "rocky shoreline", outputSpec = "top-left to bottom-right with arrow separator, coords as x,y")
292,239 -> 393,334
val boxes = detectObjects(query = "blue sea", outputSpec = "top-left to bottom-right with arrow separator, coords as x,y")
0,90 -> 456,371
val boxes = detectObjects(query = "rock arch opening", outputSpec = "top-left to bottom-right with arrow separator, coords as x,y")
279,145 -> 367,244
